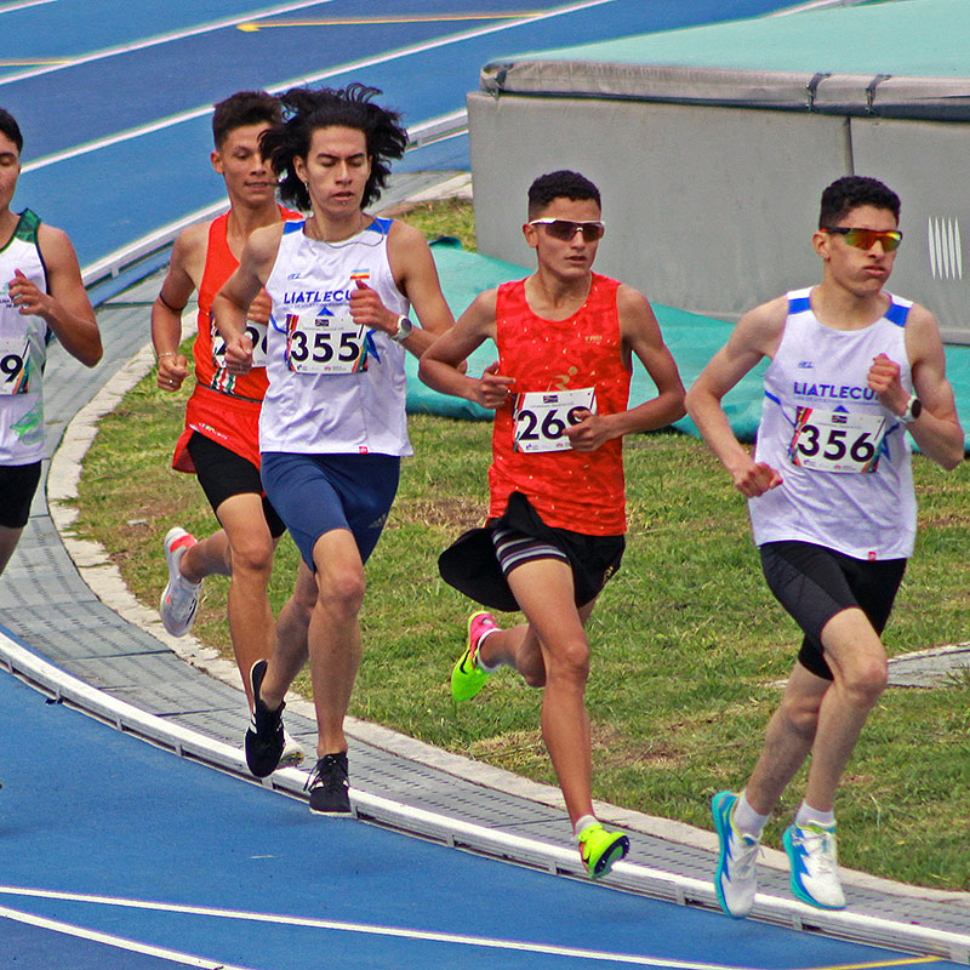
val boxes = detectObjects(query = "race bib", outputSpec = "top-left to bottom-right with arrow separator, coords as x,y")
211,319 -> 267,368
513,387 -> 596,453
789,406 -> 888,474
285,312 -> 367,375
0,338 -> 29,395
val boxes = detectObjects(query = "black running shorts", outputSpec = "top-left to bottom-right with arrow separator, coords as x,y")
0,461 -> 42,529
186,433 -> 286,539
760,540 -> 906,681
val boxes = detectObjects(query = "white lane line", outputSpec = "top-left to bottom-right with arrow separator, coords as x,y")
20,0 -> 614,176
0,886 -> 759,969
0,0 -> 60,14
0,0 -> 340,87
0,903 -> 257,970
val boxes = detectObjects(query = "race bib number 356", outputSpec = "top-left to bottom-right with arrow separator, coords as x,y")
285,313 -> 367,374
513,387 -> 596,453
789,406 -> 888,474
0,338 -> 29,395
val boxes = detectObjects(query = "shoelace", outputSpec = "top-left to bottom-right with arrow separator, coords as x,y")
304,755 -> 347,793
731,831 -> 760,877
796,827 -> 838,875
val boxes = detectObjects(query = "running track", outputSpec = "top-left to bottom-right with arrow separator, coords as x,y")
5,3 -> 961,968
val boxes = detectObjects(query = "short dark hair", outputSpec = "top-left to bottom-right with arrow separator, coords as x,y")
0,107 -> 23,155
527,170 -> 601,218
819,176 -> 900,227
212,91 -> 281,149
261,84 -> 407,211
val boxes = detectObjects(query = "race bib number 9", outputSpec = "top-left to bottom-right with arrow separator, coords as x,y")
789,407 -> 888,474
513,387 -> 596,453
286,313 -> 367,375
0,338 -> 29,395
211,319 -> 268,368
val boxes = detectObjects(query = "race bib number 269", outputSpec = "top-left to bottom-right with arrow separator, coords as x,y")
513,387 -> 596,453
788,406 -> 888,474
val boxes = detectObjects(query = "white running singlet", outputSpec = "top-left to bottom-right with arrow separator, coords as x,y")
749,287 -> 917,561
261,218 -> 412,456
0,209 -> 50,465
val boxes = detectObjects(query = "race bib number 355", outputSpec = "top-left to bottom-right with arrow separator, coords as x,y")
513,387 -> 596,453
285,313 -> 367,375
0,338 -> 29,395
789,406 -> 888,474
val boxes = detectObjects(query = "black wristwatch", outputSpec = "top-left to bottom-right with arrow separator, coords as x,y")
900,393 -> 922,424
390,315 -> 414,343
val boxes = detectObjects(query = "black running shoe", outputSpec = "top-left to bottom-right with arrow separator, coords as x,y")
306,752 -> 351,814
244,660 -> 285,778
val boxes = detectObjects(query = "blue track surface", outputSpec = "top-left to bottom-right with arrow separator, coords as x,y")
0,664 -> 957,970
3,0 -> 801,267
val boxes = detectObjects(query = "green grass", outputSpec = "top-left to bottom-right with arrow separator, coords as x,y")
70,200 -> 970,891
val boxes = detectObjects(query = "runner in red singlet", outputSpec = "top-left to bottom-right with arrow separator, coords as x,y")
150,92 -> 306,763
420,170 -> 686,879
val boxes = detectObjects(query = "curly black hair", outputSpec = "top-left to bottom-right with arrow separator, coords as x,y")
819,176 -> 900,227
211,90 -> 281,150
261,84 -> 408,211
527,170 -> 601,218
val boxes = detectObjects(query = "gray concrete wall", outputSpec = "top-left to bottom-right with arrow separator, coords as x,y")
469,91 -> 970,340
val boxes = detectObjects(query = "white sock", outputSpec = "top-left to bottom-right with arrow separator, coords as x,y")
474,628 -> 501,673
574,814 -> 599,839
733,791 -> 769,840
795,801 -> 835,829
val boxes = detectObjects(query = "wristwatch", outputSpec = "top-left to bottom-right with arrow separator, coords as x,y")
900,393 -> 922,424
390,315 -> 414,343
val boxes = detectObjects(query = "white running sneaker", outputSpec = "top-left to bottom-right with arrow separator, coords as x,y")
783,822 -> 846,909
712,790 -> 761,918
280,729 -> 305,768
159,527 -> 201,637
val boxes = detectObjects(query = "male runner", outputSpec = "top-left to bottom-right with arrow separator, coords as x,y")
214,84 -> 455,813
151,92 -> 303,764
0,107 -> 101,578
686,176 -> 963,915
419,170 -> 686,879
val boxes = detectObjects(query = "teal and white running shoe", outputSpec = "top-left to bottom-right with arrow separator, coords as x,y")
712,790 -> 761,918
783,822 -> 846,909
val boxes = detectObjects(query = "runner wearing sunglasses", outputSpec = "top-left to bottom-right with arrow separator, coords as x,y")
687,175 -> 963,917
420,169 -> 686,880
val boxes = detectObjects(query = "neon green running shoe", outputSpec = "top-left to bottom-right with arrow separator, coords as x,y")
451,611 -> 499,701
578,823 -> 630,880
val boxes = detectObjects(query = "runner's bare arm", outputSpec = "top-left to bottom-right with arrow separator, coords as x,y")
869,306 -> 964,469
686,297 -> 787,497
377,221 -> 455,357
419,289 -> 514,409
212,223 -> 283,374
10,225 -> 101,367
151,224 -> 206,390
565,286 -> 685,452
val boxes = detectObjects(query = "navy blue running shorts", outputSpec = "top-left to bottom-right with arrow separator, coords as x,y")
260,452 -> 400,570
760,540 -> 906,681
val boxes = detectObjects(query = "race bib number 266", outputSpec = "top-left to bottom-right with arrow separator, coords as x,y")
788,406 -> 888,474
513,387 -> 596,453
